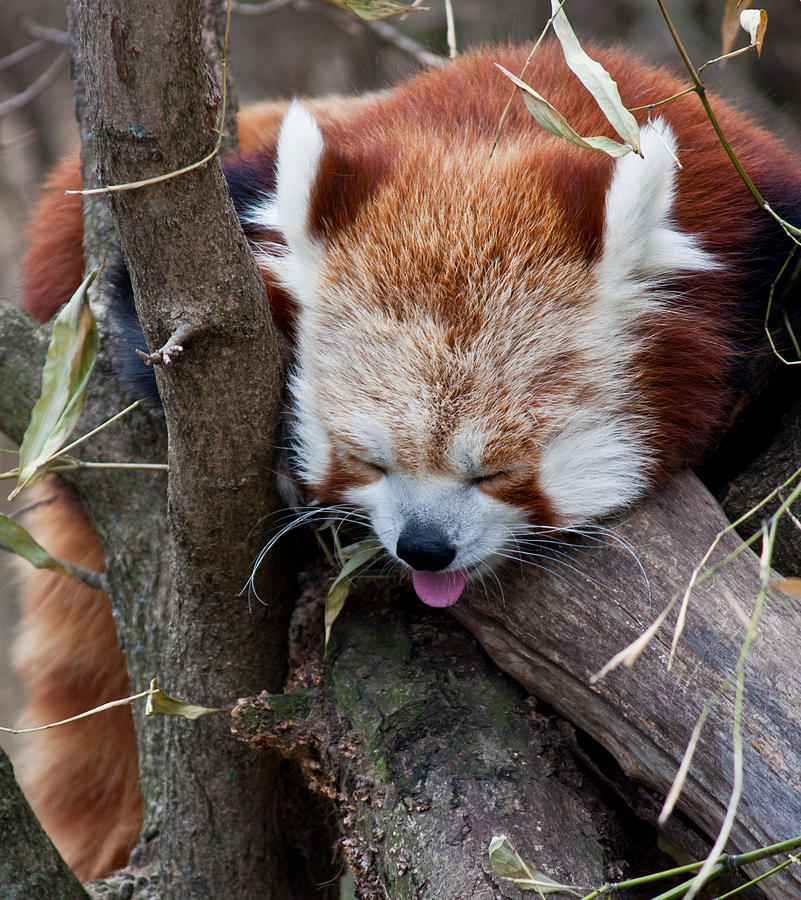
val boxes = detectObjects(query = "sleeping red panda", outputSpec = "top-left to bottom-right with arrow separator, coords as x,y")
15,43 -> 801,879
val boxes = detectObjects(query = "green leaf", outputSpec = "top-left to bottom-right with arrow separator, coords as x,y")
489,836 -> 575,894
145,678 -> 226,720
549,0 -> 640,154
495,65 -> 633,158
324,539 -> 382,653
13,269 -> 99,497
0,512 -> 74,578
323,0 -> 424,20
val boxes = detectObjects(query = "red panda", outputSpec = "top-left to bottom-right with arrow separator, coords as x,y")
15,43 -> 801,878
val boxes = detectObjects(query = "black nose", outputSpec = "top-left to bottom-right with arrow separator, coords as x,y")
396,526 -> 456,571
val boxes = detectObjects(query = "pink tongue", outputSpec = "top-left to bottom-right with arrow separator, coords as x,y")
411,569 -> 467,607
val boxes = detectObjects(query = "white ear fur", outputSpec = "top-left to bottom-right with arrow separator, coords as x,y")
244,101 -> 327,306
598,119 -> 715,286
274,100 -> 325,253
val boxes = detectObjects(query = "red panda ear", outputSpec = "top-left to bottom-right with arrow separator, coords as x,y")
259,101 -> 388,306
273,100 -> 388,240
597,120 -> 717,290
272,101 -> 327,268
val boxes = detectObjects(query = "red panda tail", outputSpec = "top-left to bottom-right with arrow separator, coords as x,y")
20,154 -> 86,323
13,480 -> 141,880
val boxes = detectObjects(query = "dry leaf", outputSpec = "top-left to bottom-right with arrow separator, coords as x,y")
496,64 -> 633,158
739,9 -> 768,55
13,269 -> 99,498
324,0 -> 424,19
549,0 -> 640,153
721,0 -> 742,56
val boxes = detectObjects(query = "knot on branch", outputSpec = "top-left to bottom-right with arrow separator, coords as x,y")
135,323 -> 196,367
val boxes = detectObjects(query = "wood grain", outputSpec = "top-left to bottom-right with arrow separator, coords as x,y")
453,469 -> 801,897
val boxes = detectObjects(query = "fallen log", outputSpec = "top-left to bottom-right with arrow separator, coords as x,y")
453,470 -> 801,898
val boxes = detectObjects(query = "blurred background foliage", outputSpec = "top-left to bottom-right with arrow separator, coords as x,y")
0,0 -> 799,748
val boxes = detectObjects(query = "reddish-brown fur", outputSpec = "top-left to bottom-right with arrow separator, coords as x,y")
15,44 -> 801,877
12,481 -> 141,879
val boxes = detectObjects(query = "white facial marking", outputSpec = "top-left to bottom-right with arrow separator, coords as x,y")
345,474 -> 527,572
286,368 -> 332,486
539,415 -> 652,524
347,414 -> 395,471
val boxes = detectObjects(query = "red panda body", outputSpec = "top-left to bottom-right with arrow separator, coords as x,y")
16,44 -> 801,878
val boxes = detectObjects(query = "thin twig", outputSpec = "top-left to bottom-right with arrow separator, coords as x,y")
0,686 -> 156,734
682,524 -> 771,900
361,18 -> 446,68
764,247 -> 801,365
0,39 -> 48,72
572,836 -> 801,899
51,399 -> 144,461
444,0 -> 457,59
667,464 -> 801,668
698,43 -> 755,72
22,20 -> 70,45
49,460 -> 168,472
489,0 -> 567,157
655,0 -> 801,244
0,49 -> 68,119
0,129 -> 37,153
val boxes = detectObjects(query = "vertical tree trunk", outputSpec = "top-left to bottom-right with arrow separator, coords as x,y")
65,1 -> 297,896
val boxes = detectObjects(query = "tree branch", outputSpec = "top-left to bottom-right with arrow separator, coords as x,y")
453,470 -> 801,898
233,591 -> 611,898
0,749 -> 88,899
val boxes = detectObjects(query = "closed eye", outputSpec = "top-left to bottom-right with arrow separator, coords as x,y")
347,454 -> 389,477
469,471 -> 507,487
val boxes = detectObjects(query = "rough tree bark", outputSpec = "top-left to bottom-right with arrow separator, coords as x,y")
0,748 -> 88,899
233,587 -> 614,899
453,470 -> 801,898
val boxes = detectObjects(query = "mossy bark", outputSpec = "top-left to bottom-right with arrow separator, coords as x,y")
234,588 -> 617,899
0,749 -> 88,899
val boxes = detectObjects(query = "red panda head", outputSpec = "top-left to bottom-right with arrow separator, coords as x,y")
245,101 -> 719,606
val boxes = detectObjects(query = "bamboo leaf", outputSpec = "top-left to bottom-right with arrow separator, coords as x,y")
324,539 -> 382,652
145,678 -> 226,719
0,512 -> 74,578
13,269 -> 99,497
770,577 -> 801,596
323,0 -> 424,20
495,65 -> 633,158
549,0 -> 640,154
489,836 -> 574,893
739,9 -> 767,56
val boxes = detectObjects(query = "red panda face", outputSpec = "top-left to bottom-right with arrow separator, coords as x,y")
245,102 -> 718,605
